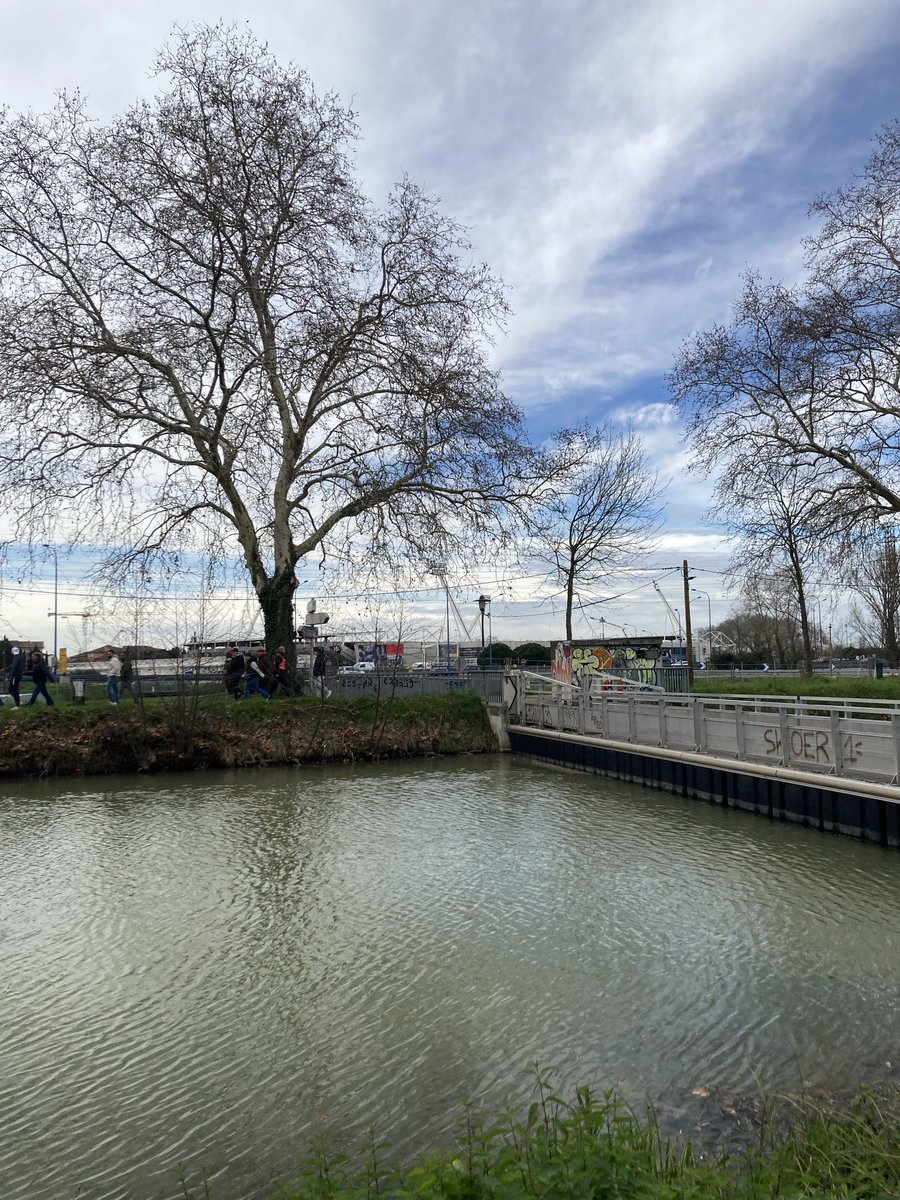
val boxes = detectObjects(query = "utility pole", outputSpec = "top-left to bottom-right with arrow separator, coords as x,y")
683,560 -> 695,686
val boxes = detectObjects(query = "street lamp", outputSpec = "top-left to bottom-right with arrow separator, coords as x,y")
693,589 -> 712,662
43,544 -> 58,662
427,565 -> 452,676
478,594 -> 488,649
478,593 -> 493,667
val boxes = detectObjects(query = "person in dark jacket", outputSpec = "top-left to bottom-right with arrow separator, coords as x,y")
241,651 -> 270,700
271,645 -> 292,696
313,646 -> 331,699
256,647 -> 275,692
223,647 -> 243,699
8,646 -> 24,707
27,651 -> 55,706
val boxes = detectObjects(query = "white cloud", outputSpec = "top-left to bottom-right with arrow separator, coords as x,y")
0,0 -> 893,642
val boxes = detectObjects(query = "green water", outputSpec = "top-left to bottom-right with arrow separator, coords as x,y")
1,756 -> 898,1199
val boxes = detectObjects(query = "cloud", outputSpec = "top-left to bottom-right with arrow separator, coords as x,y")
0,0 -> 895,642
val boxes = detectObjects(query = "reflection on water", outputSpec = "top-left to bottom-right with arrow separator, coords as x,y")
1,756 -> 899,1200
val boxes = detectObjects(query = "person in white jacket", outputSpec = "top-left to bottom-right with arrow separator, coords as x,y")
106,649 -> 122,704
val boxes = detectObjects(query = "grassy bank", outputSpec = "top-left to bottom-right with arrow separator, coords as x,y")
694,674 -> 900,702
0,691 -> 497,779
233,1077 -> 900,1200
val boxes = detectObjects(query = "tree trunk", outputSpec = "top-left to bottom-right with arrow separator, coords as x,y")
257,570 -> 299,688
565,560 -> 575,641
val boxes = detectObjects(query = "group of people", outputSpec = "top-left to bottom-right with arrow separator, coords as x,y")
2,646 -> 56,707
222,645 -> 330,699
1,645 -> 134,708
3,643 -> 332,708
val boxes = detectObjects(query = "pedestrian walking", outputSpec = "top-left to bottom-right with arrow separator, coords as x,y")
8,646 -> 24,707
256,647 -> 275,692
27,651 -> 55,706
272,644 -> 292,695
241,650 -> 270,700
223,646 -> 243,698
313,646 -> 331,699
106,648 -> 122,704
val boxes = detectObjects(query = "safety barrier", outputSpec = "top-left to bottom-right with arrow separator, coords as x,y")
508,675 -> 900,786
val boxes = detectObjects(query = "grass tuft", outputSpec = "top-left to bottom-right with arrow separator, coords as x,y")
266,1074 -> 900,1200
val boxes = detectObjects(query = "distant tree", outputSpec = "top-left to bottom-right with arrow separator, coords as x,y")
0,26 -> 545,672
848,536 -> 900,665
672,122 -> 900,539
513,641 -> 550,664
477,641 -> 513,666
724,571 -> 809,669
531,424 -> 662,640
716,459 -> 823,675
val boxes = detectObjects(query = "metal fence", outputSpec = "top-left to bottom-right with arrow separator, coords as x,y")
332,669 -> 505,702
511,678 -> 900,785
58,668 -> 507,702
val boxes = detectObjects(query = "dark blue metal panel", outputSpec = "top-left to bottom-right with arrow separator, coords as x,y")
508,730 -> 899,850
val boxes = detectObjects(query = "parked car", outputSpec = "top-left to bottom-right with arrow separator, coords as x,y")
337,661 -> 377,675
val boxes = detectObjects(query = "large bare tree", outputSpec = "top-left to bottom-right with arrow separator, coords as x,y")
0,26 -> 542,660
672,122 -> 900,538
715,459 -> 824,674
531,424 -> 661,639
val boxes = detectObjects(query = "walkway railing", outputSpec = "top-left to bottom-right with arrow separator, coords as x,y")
509,674 -> 900,785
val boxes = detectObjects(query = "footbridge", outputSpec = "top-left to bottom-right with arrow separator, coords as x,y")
504,672 -> 900,848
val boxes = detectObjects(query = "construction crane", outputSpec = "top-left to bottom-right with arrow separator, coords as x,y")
652,582 -> 682,647
48,611 -> 92,654
430,569 -> 478,642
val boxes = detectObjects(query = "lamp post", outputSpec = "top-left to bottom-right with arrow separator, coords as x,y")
816,598 -> 824,657
478,594 -> 488,649
43,543 -> 58,662
427,565 -> 452,676
693,589 -> 712,662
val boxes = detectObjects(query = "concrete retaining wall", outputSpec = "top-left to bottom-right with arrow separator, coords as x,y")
509,725 -> 900,849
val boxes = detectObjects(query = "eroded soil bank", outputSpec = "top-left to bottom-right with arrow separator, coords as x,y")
0,692 -> 497,779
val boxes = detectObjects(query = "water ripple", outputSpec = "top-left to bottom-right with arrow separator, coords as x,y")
1,758 -> 899,1199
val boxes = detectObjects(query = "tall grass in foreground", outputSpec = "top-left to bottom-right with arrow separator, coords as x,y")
179,1075 -> 900,1200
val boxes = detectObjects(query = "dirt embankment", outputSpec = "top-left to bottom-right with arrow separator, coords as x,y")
0,693 -> 498,780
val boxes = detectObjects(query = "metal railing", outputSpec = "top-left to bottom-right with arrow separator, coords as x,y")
510,674 -> 900,785
333,669 -> 505,702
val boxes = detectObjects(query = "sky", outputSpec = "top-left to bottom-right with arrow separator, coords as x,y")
2,0 -> 900,653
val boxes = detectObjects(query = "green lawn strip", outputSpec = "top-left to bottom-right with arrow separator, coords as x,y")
693,676 -> 900,702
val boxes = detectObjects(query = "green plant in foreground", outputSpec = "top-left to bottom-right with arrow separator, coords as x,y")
261,1074 -> 900,1200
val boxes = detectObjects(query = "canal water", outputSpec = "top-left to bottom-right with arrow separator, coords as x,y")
2,756 -> 899,1200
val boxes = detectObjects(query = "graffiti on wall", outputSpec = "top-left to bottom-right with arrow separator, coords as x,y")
762,728 -> 865,765
551,640 -> 664,686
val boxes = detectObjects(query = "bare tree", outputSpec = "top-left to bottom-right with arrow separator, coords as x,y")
531,424 -> 661,640
672,122 -> 900,537
0,26 -> 544,667
724,575 -> 805,667
848,535 -> 900,665
715,459 -> 824,674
